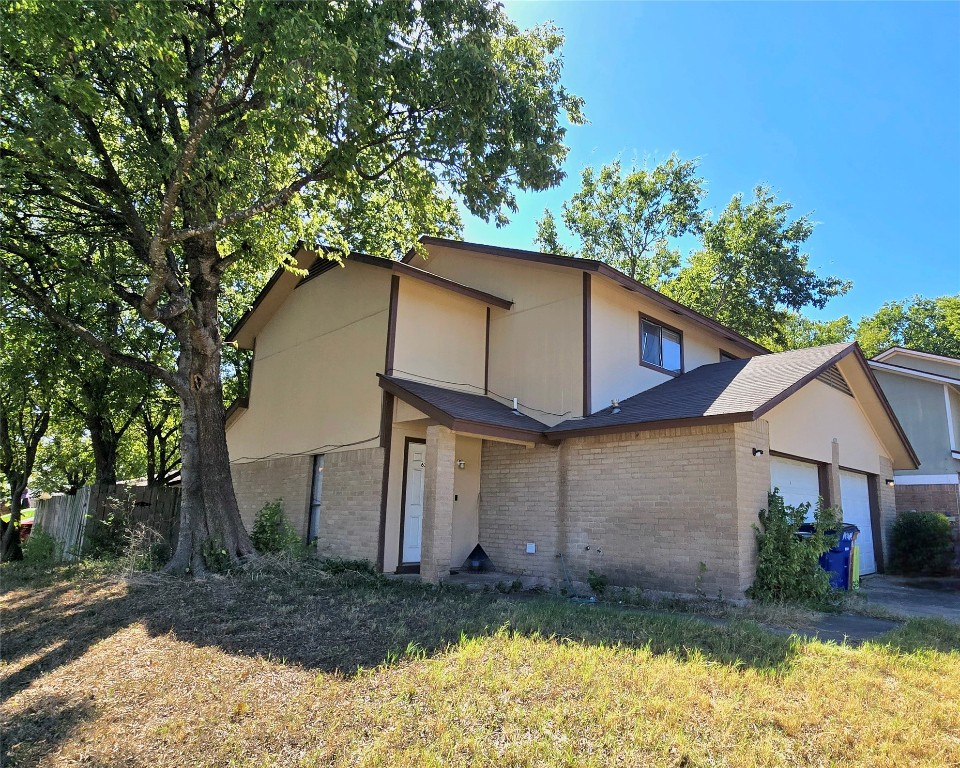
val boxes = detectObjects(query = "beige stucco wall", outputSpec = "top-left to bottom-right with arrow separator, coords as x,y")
226,262 -> 391,463
589,278 -> 750,414
765,379 -> 892,474
408,244 -> 583,426
391,275 -> 487,391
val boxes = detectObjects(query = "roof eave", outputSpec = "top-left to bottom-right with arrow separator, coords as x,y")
544,411 -> 755,441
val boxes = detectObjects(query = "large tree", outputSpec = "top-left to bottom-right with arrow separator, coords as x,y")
856,295 -> 960,359
0,1 -> 583,573
534,155 -> 705,286
0,302 -> 56,561
667,186 -> 851,344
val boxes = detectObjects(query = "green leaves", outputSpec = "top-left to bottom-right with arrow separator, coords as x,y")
536,155 -> 705,286
668,185 -> 851,345
854,295 -> 960,358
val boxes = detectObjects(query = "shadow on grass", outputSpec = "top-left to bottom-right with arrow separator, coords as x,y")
3,559 -> 959,709
0,693 -> 96,768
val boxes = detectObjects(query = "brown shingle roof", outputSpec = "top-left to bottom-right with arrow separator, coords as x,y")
547,343 -> 856,437
377,375 -> 553,443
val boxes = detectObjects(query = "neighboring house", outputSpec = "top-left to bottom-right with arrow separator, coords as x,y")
868,347 -> 960,525
225,237 -> 917,597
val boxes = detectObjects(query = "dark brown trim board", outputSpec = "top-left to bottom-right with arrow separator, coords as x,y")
818,463 -> 833,507
385,274 -> 400,375
375,392 -> 395,572
583,272 -> 592,417
639,312 -> 685,376
867,473 -> 885,573
396,436 -> 426,570
484,307 -> 491,395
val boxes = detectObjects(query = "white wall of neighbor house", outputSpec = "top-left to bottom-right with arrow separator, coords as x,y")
408,243 -> 583,426
765,379 -> 892,475
880,350 -> 960,380
226,261 -> 392,463
588,278 -> 756,414
391,275 -> 487,391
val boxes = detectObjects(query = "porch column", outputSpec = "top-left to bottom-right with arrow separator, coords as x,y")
421,425 -> 456,584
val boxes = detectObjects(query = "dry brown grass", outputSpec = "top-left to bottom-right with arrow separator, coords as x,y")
2,559 -> 959,767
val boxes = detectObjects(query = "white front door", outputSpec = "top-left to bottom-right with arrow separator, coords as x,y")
771,456 -> 822,520
401,441 -> 426,564
839,470 -> 876,575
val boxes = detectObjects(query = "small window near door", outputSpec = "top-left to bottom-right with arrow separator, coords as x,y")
307,454 -> 324,543
639,316 -> 683,374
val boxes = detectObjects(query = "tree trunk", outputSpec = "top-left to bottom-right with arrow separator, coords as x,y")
87,413 -> 118,485
163,239 -> 254,574
0,480 -> 26,562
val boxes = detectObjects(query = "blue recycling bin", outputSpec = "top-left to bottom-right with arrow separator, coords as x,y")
797,523 -> 860,590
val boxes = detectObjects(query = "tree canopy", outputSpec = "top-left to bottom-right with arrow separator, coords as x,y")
855,295 -> 960,359
0,0 -> 583,572
534,155 -> 705,285
668,186 -> 851,345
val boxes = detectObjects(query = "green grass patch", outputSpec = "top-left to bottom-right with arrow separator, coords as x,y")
2,559 -> 958,767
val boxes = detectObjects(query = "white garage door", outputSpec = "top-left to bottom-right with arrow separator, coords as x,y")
840,470 -> 876,575
771,457 -> 821,521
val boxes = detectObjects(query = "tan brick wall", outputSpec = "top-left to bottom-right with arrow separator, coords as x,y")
478,423 -> 773,598
895,482 -> 960,517
315,447 -> 384,563
421,426 -> 456,584
478,442 -> 561,579
563,425 -> 744,597
734,421 -> 772,593
877,456 -> 897,567
230,455 -> 313,538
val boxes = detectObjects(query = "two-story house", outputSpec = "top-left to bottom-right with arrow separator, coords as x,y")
225,237 -> 917,597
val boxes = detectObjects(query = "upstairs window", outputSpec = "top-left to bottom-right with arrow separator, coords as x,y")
720,350 -> 738,362
640,316 -> 683,374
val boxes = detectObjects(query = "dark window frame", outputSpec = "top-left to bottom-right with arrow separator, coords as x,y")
639,313 -> 684,376
307,454 -> 325,544
719,349 -> 739,362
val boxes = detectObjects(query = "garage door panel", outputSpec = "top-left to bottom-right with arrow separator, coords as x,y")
840,470 -> 876,575
770,457 -> 821,522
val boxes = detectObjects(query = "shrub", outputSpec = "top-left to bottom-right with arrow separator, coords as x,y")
747,490 -> 841,606
22,526 -> 60,563
889,512 -> 954,575
587,570 -> 609,596
251,499 -> 304,557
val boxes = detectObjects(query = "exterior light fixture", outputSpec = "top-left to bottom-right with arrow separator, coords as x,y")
885,478 -> 895,487
511,397 -> 520,416
611,399 -> 621,414
752,448 -> 765,456
457,459 -> 466,470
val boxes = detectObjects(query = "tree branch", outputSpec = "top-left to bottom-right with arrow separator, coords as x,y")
0,263 -> 185,395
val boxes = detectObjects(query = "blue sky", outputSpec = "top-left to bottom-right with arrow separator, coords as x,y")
461,1 -> 960,323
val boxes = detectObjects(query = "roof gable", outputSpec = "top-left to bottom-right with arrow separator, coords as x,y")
411,236 -> 769,357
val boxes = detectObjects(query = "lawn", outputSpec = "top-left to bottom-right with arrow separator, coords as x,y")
2,559 -> 959,767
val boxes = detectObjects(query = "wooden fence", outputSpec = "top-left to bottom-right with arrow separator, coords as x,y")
33,484 -> 181,560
